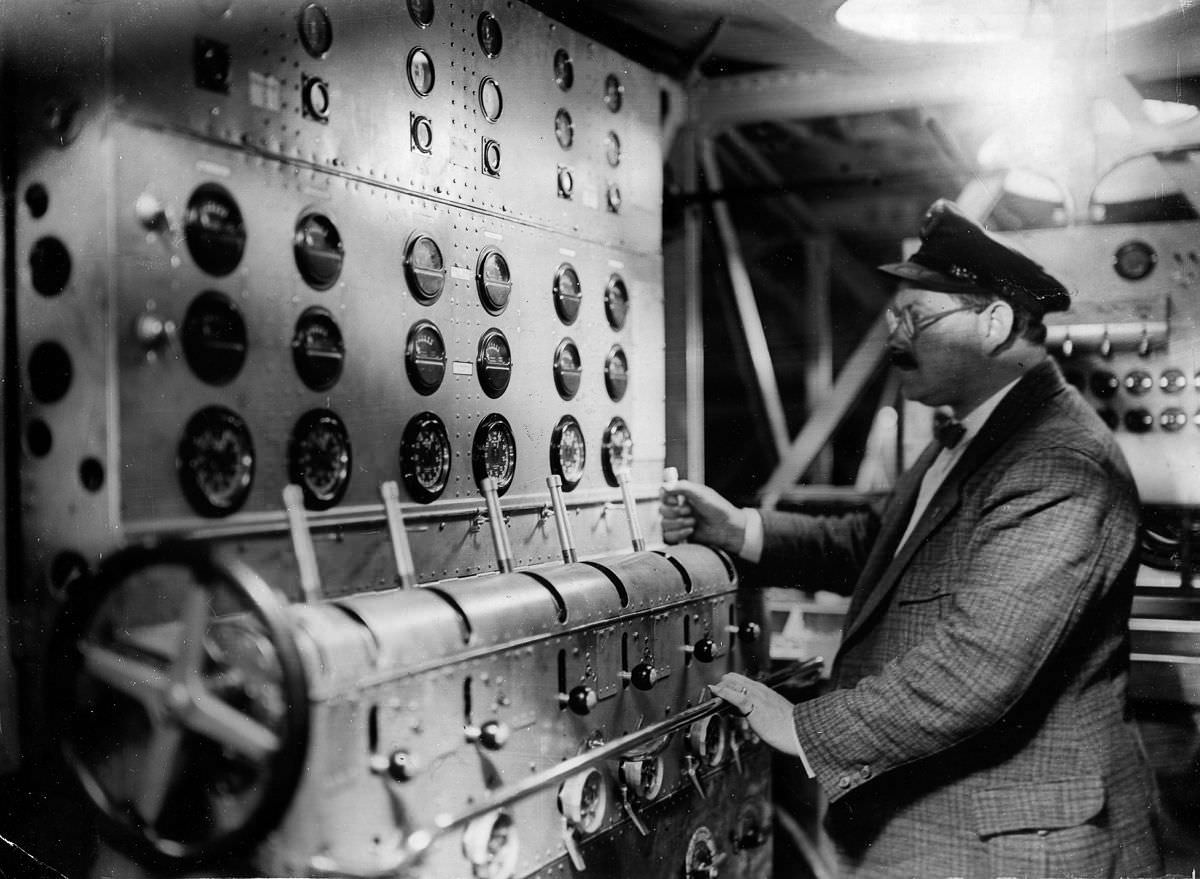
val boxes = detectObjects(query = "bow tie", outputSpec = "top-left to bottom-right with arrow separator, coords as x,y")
933,418 -> 966,449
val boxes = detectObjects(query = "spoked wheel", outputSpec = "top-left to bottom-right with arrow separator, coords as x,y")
48,540 -> 309,869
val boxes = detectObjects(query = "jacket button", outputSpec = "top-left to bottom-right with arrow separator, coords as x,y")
859,764 -> 872,779
837,776 -> 851,789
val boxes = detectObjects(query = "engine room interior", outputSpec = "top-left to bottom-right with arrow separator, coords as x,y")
3,1 -> 1200,877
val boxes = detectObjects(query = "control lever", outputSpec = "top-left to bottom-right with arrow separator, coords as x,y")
683,754 -> 707,799
380,481 -> 418,588
283,483 -> 322,603
619,784 -> 650,837
661,466 -> 685,543
617,471 -> 645,551
546,475 -> 578,564
480,476 -> 514,573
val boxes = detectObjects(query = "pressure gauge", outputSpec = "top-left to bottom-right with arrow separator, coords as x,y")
601,417 -> 632,487
603,73 -> 624,113
472,413 -> 516,496
620,755 -> 664,802
688,715 -> 728,767
405,320 -> 446,395
554,108 -> 574,149
181,290 -> 247,386
185,183 -> 245,277
288,408 -> 352,510
293,212 -> 344,290
553,263 -> 582,325
177,406 -> 255,517
553,338 -> 582,400
479,76 -> 503,123
292,307 -> 344,391
605,274 -> 629,330
604,345 -> 628,402
476,247 -> 512,314
407,48 -> 435,97
1113,240 -> 1156,281
298,3 -> 332,57
550,414 -> 586,490
477,11 -> 502,57
605,131 -> 621,167
408,0 -> 434,27
558,768 -> 607,834
462,810 -> 519,879
476,328 -> 512,398
553,48 -> 573,91
400,412 -> 451,503
404,233 -> 446,304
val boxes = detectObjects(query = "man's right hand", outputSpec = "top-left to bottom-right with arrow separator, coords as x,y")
658,479 -> 748,555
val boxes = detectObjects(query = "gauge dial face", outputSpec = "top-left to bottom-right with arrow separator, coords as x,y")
182,290 -> 247,386
298,3 -> 332,57
405,233 -> 446,303
605,274 -> 629,330
557,166 -> 574,199
292,307 -> 344,391
408,0 -> 434,27
293,212 -> 344,290
558,769 -> 607,834
604,131 -> 621,167
482,139 -> 502,176
408,48 -> 435,97
621,756 -> 664,801
401,412 -> 451,503
461,810 -> 519,879
1114,240 -> 1156,280
185,183 -> 246,277
601,416 -> 633,487
177,406 -> 255,517
479,76 -> 503,122
288,409 -> 352,510
477,11 -> 502,57
472,414 -> 516,496
604,73 -> 624,113
476,248 -> 512,314
406,320 -> 447,395
604,345 -> 628,402
477,328 -> 512,398
550,415 -> 586,490
411,115 -> 433,153
553,338 -> 582,400
553,263 -> 582,325
553,48 -> 573,91
554,108 -> 574,149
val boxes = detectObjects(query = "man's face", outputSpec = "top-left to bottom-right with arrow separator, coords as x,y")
886,287 -> 989,409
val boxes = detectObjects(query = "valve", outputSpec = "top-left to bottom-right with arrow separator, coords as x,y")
465,719 -> 511,751
559,685 -> 598,716
684,637 -> 716,663
620,662 -> 659,691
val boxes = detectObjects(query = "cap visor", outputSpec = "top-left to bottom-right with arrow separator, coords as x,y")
877,261 -> 982,295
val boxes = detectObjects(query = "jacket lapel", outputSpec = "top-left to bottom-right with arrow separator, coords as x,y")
836,360 -> 1067,652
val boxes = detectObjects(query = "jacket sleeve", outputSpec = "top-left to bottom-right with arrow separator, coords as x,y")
790,446 -> 1138,801
755,503 -> 882,594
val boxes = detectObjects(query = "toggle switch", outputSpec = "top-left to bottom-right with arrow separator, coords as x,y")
620,662 -> 659,691
726,621 -> 761,643
559,685 -> 598,716
465,719 -> 511,751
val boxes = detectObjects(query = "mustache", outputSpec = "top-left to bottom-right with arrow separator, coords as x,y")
887,346 -> 918,370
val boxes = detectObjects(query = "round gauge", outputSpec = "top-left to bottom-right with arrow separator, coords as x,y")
553,48 -> 574,91
298,3 -> 332,57
606,183 -> 621,214
604,131 -> 621,167
462,810 -> 519,879
688,715 -> 727,767
292,306 -> 344,391
1114,240 -> 1156,281
604,345 -> 628,402
557,166 -> 574,199
177,405 -> 255,517
185,183 -> 246,277
1125,408 -> 1154,433
554,108 -> 574,149
411,115 -> 433,153
477,11 -> 502,58
684,826 -> 718,879
1124,370 -> 1153,395
27,341 -> 72,403
553,338 -> 582,400
477,327 -> 512,398
476,247 -> 512,314
600,416 -> 632,487
479,76 -> 503,122
408,48 -> 435,97
1162,368 -> 1187,393
553,263 -> 582,325
472,413 -> 517,496
408,0 -> 434,27
30,236 -> 71,296
405,233 -> 446,304
620,756 -> 664,802
400,412 -> 451,503
288,408 -> 352,510
604,73 -> 624,113
482,139 -> 502,176
605,274 -> 629,330
557,769 -> 607,834
181,290 -> 247,386
406,320 -> 447,395
550,415 -> 586,490
293,212 -> 344,290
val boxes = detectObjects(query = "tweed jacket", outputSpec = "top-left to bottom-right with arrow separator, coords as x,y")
758,360 -> 1161,878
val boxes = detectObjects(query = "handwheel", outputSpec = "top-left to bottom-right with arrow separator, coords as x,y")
48,540 -> 309,869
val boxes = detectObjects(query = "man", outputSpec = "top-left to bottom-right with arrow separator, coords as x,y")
662,200 -> 1161,878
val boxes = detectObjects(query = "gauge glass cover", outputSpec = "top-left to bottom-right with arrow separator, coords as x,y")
604,74 -> 624,113
550,415 -> 586,489
604,345 -> 628,402
288,409 -> 351,510
554,338 -> 582,400
605,274 -> 629,330
555,108 -> 574,149
477,11 -> 502,57
472,414 -> 517,495
408,0 -> 434,27
177,406 -> 255,517
185,183 -> 246,277
477,328 -> 512,398
182,291 -> 247,386
479,77 -> 503,122
298,3 -> 333,57
293,212 -> 344,290
406,320 -> 447,395
401,412 -> 451,503
553,48 -> 574,91
553,263 -> 582,324
405,234 -> 446,303
605,131 -> 621,166
408,48 -> 435,97
292,307 -> 344,391
601,416 -> 633,486
477,248 -> 512,314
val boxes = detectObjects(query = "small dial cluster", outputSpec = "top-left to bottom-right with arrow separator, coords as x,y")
1067,364 -> 1200,434
550,45 -> 627,211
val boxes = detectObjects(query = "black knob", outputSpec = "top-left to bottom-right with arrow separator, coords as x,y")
627,662 -> 658,691
475,720 -> 510,750
563,685 -> 598,716
387,750 -> 418,782
1124,408 -> 1154,433
734,823 -> 767,851
692,638 -> 716,663
738,622 -> 761,643
1089,371 -> 1119,399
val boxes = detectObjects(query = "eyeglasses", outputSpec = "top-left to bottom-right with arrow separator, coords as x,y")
885,303 -> 984,341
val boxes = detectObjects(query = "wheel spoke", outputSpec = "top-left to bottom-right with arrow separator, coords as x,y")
80,642 -> 168,709
172,588 -> 212,685
185,690 -> 280,761
134,722 -> 184,826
